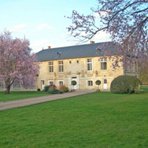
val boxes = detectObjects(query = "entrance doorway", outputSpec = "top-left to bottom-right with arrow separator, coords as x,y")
103,79 -> 108,90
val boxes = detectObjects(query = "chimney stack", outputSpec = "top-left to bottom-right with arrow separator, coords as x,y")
90,41 -> 95,44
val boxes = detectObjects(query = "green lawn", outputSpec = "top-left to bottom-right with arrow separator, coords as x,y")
0,91 -> 48,102
0,92 -> 148,148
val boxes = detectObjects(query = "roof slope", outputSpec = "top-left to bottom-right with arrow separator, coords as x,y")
36,42 -> 120,62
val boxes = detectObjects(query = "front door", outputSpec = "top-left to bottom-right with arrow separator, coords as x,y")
41,80 -> 45,90
103,79 -> 108,90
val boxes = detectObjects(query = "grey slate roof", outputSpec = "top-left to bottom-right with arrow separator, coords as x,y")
36,42 -> 120,62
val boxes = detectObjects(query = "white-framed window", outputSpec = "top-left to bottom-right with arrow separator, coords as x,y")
58,61 -> 64,72
59,81 -> 64,86
88,80 -> 93,86
48,61 -> 54,72
87,59 -> 92,71
48,81 -> 54,86
41,80 -> 45,85
104,79 -> 107,84
100,58 -> 107,70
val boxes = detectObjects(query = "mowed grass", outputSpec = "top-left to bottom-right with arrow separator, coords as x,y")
0,92 -> 148,148
0,91 -> 48,102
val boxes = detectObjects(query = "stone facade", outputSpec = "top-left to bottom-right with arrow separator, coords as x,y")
36,42 -> 138,91
36,56 -> 124,91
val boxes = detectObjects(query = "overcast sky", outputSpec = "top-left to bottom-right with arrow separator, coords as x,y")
0,0 -> 111,52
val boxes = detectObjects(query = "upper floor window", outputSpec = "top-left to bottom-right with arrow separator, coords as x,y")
58,61 -> 64,72
87,59 -> 92,71
100,58 -> 107,70
48,61 -> 54,72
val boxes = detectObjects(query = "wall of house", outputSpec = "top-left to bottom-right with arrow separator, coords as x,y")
36,56 -> 124,91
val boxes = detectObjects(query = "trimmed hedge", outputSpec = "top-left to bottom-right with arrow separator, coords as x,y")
96,80 -> 101,86
111,75 -> 141,94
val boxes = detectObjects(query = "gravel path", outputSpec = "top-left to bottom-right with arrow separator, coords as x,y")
0,90 -> 95,111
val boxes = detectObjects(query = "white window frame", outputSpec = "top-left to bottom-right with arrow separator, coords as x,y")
100,58 -> 107,70
88,80 -> 93,86
87,59 -> 92,71
59,80 -> 64,86
58,61 -> 64,72
48,80 -> 54,86
48,61 -> 54,72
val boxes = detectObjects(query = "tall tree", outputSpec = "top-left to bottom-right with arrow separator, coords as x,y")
0,31 -> 38,94
67,0 -> 148,79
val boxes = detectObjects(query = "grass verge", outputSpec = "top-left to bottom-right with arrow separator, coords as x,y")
0,91 -> 48,102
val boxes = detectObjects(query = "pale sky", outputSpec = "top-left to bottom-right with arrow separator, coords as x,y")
0,0 -> 111,53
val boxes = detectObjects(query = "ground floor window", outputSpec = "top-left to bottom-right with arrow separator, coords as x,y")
41,80 -> 45,85
48,81 -> 54,86
88,80 -> 93,86
59,81 -> 64,86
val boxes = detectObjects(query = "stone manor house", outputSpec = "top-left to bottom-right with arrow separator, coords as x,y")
36,42 -> 137,91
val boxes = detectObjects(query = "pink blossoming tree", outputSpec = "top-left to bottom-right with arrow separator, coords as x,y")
0,31 -> 38,94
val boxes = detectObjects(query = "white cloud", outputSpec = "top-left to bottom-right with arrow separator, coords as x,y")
30,39 -> 52,52
91,31 -> 111,42
9,24 -> 28,33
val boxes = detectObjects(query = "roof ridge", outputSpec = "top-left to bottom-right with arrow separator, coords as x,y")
40,41 -> 113,51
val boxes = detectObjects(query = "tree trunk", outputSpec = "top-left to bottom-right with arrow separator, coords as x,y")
5,85 -> 11,94
4,78 -> 13,94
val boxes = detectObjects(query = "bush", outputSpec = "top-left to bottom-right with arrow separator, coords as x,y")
44,84 -> 69,94
43,84 -> 57,92
43,85 -> 50,92
111,75 -> 141,94
59,85 -> 69,93
48,89 -> 62,94
37,88 -> 41,91
96,80 -> 101,86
